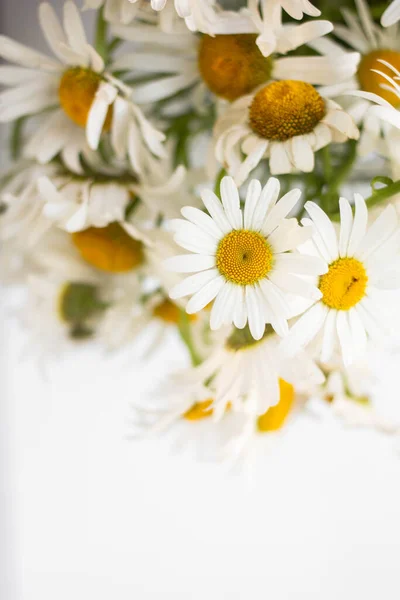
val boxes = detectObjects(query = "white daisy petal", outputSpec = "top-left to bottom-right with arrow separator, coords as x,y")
164,254 -> 215,273
347,193 -> 368,256
338,197 -> 353,257
186,275 -> 225,314
245,286 -> 265,341
169,269 -> 220,300
305,201 -> 339,261
281,302 -> 328,355
263,189 -> 302,236
180,206 -> 222,239
243,179 -> 262,229
320,309 -> 337,364
220,176 -> 243,229
201,189 -> 232,234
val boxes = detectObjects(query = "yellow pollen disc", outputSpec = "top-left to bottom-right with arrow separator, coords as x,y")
216,229 -> 273,286
59,67 -> 113,129
357,49 -> 400,107
183,399 -> 214,421
257,379 -> 294,432
249,80 -> 326,141
319,257 -> 368,311
152,298 -> 197,324
198,34 -> 272,101
71,222 -> 144,273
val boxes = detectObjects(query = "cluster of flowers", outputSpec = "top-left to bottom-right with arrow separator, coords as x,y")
2,0 -> 400,463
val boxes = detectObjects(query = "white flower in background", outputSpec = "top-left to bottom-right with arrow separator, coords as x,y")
214,81 -> 359,185
113,10 -> 355,109
83,0 -> 220,32
382,0 -> 400,27
165,176 -> 326,340
0,1 -> 165,173
36,162 -> 185,233
20,229 -> 111,361
209,0 -> 328,57
309,0 -> 400,163
169,327 -> 323,418
281,194 -> 400,367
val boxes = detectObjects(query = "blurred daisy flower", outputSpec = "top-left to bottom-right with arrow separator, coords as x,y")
0,1 -> 165,172
381,0 -> 400,27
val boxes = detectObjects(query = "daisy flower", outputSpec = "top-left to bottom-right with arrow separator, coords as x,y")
0,2 -> 165,171
281,194 -> 400,367
382,0 -> 400,27
170,326 -> 324,417
113,9 -> 352,108
83,0 -> 220,32
310,0 -> 400,156
165,176 -> 326,340
214,81 -> 359,185
36,159 -> 185,233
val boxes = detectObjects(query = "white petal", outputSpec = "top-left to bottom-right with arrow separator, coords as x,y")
245,286 -> 265,341
347,193 -> 368,256
169,269 -> 220,299
274,253 -> 327,276
220,176 -> 243,229
263,189 -> 302,236
251,177 -> 280,231
186,276 -> 225,314
180,206 -> 222,239
201,189 -> 231,234
164,254 -> 215,273
320,309 -> 337,363
338,197 -> 353,257
243,179 -> 262,229
305,201 -> 339,261
281,302 -> 328,355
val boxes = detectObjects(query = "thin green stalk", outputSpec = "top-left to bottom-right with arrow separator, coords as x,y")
10,118 -> 24,161
178,311 -> 202,367
95,8 -> 108,63
214,168 -> 226,198
320,140 -> 357,214
331,178 -> 400,220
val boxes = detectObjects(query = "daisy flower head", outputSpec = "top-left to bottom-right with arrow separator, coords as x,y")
113,4 -> 356,110
214,80 -> 359,185
281,193 -> 400,367
314,0 -> 400,152
165,176 -> 327,341
0,2 -> 165,171
172,325 -> 324,418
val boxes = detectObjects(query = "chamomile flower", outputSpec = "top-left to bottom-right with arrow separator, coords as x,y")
171,326 -> 323,417
382,0 -> 400,27
165,176 -> 326,340
0,2 -> 165,171
281,194 -> 400,367
310,0 -> 400,157
113,13 -> 356,108
36,159 -> 185,233
214,81 -> 359,184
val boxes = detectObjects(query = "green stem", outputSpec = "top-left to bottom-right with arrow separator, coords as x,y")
95,8 -> 108,63
320,140 -> 357,215
365,179 -> 400,209
10,118 -> 24,161
214,167 -> 226,198
178,310 -> 202,367
321,145 -> 332,181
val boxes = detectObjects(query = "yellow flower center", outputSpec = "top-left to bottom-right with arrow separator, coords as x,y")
152,298 -> 197,324
319,257 -> 368,310
198,34 -> 272,102
71,222 -> 144,273
249,80 -> 326,141
257,379 -> 294,432
357,49 -> 400,107
183,399 -> 214,421
216,229 -> 273,286
59,67 -> 113,129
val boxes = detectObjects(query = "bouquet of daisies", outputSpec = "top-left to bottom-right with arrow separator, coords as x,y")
2,0 -> 400,462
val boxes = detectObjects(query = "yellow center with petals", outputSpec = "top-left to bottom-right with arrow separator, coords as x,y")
71,222 -> 144,273
319,257 -> 368,310
357,49 -> 400,107
216,229 -> 273,286
198,34 -> 272,102
183,399 -> 214,421
249,80 -> 326,141
59,67 -> 113,129
257,379 -> 294,432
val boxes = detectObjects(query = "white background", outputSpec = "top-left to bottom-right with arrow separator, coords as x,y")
2,1 -> 400,599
